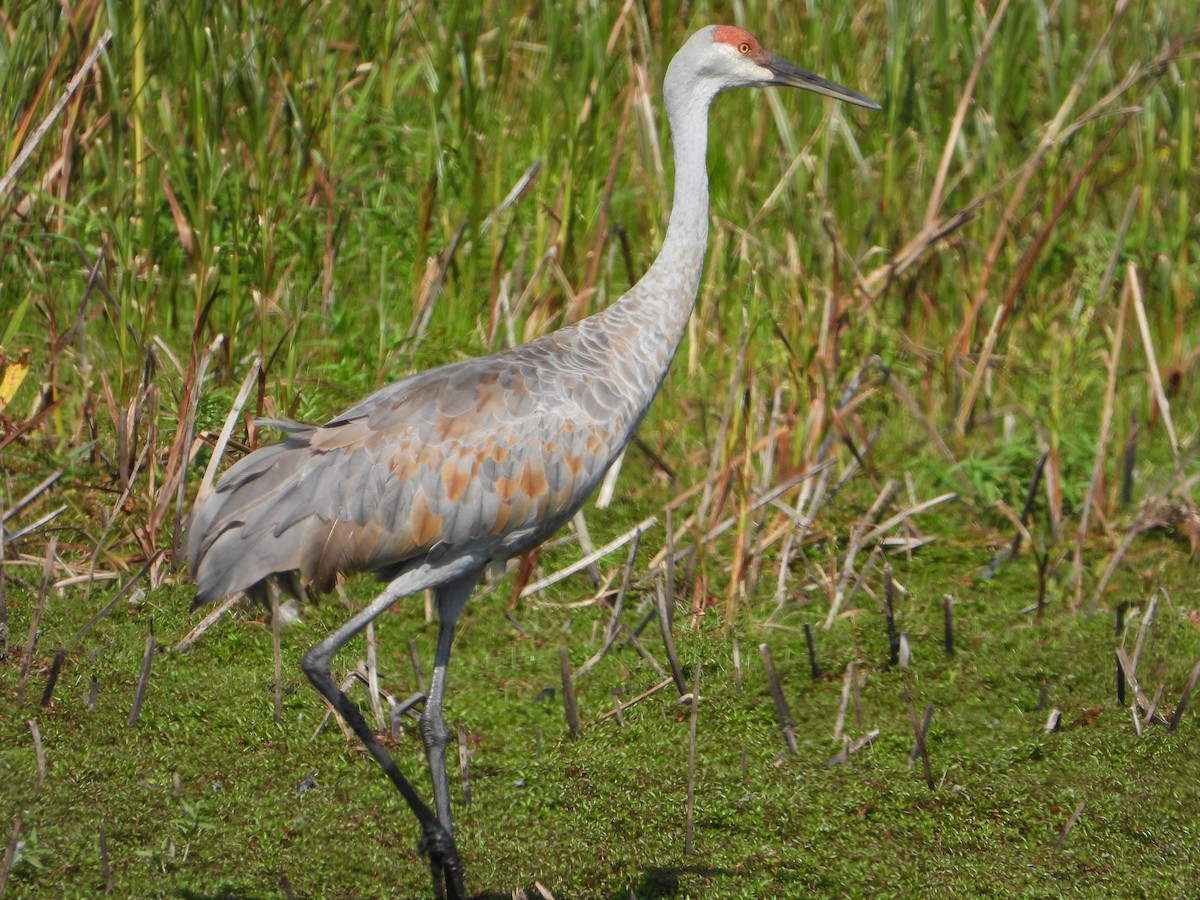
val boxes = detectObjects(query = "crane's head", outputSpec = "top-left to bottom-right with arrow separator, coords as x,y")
670,24 -> 880,111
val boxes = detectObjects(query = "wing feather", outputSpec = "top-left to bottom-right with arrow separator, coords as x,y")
188,339 -> 630,606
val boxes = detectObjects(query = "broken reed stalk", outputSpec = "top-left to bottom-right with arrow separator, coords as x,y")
310,669 -> 359,743
618,622 -> 668,677
833,662 -> 854,743
1,472 -> 65,529
574,529 -> 640,680
1128,268 -> 1180,464
196,355 -> 262,504
174,592 -> 240,652
365,619 -> 385,733
400,219 -> 468,355
684,661 -> 701,855
942,595 -> 954,657
1169,659 -> 1200,733
611,689 -> 626,727
732,639 -> 743,694
128,626 -> 156,727
388,692 -> 426,739
16,535 -> 57,702
0,813 -> 22,896
1142,683 -> 1165,728
1129,591 -> 1158,673
1088,523 -> 1148,614
457,722 -> 472,806
569,511 -> 602,588
28,719 -> 45,791
99,823 -> 112,892
1120,412 -> 1138,508
852,665 -> 863,729
1051,800 -> 1086,851
166,335 -> 224,558
87,362 -> 156,605
907,703 -> 936,770
883,563 -> 899,666
1115,648 -> 1157,720
903,686 -> 935,789
824,479 -> 897,629
1010,450 -> 1049,558
1,506 -> 67,547
560,647 -> 579,740
664,503 -> 676,630
826,729 -> 880,767
804,622 -> 820,678
595,677 -> 674,723
40,647 -> 67,707
861,492 -> 956,547
72,550 -> 162,645
408,639 -> 426,694
520,516 -> 656,597
657,579 -> 687,695
0,29 -> 113,198
759,643 -> 798,754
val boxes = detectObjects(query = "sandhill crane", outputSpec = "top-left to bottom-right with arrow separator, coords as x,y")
188,23 -> 877,899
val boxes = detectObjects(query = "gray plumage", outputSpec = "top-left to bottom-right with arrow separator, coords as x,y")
189,310 -> 659,604
186,24 -> 878,900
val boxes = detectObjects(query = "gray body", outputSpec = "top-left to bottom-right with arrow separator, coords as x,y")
187,234 -> 699,603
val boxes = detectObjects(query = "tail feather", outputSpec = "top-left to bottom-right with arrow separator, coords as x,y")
188,431 -> 331,606
186,423 -> 431,609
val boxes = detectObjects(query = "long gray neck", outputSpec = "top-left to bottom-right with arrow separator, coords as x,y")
582,71 -> 714,426
640,78 -> 712,325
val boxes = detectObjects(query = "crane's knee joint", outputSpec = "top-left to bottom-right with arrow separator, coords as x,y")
419,707 -> 451,752
419,820 -> 459,867
300,646 -> 332,688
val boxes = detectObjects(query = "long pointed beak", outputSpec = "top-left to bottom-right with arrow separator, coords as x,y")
763,55 -> 881,110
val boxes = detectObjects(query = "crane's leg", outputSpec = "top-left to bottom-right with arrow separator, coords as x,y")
299,558 -> 483,900
420,571 -> 481,835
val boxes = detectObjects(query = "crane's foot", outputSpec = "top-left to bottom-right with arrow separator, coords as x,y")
420,820 -> 466,900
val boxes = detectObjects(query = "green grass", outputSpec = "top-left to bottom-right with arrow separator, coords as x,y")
2,0 -> 1200,897
3,543 -> 1200,897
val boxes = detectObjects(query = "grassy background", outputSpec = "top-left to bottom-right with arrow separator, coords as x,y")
2,0 -> 1200,896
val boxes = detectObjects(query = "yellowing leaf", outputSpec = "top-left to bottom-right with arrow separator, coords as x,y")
0,347 -> 31,413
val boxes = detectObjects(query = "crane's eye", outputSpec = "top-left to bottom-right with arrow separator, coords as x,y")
738,41 -> 751,54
